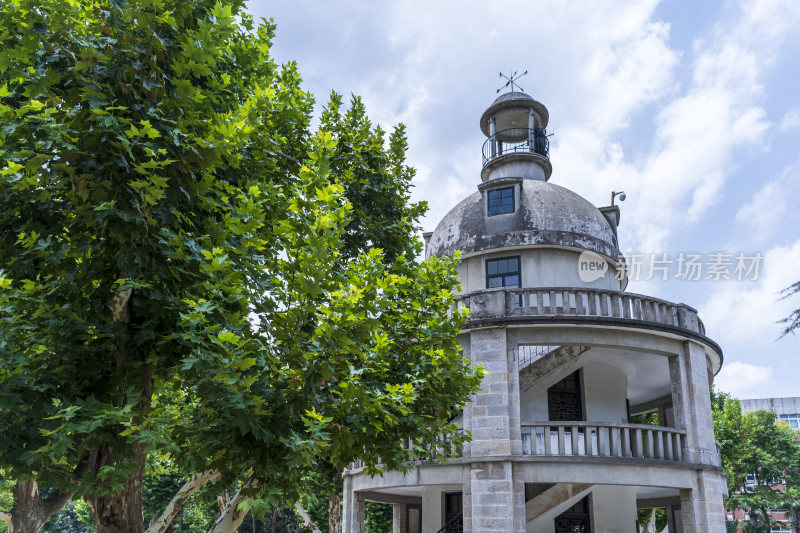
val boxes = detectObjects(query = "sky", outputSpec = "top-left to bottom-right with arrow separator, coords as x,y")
246,0 -> 800,399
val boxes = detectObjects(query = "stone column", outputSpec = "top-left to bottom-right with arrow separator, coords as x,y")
462,470 -> 472,533
392,503 -> 407,533
669,342 -> 716,464
341,476 -> 365,533
467,328 -> 521,457
465,462 -> 526,533
679,471 -> 726,533
461,328 -> 525,532
669,341 -> 725,532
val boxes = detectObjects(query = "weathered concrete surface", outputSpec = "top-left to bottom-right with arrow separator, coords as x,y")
426,179 -> 619,260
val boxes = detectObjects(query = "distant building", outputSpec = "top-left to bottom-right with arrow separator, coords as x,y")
342,90 -> 727,532
725,397 -> 800,530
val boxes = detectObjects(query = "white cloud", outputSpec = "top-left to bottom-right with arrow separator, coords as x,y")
254,0 -> 799,245
779,108 -> 800,132
714,361 -> 774,398
735,164 -> 799,241
556,0 -> 800,253
700,240 -> 800,342
252,0 -> 800,395
252,0 -> 682,232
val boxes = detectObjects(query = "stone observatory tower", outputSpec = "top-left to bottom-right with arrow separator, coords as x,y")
341,91 -> 726,533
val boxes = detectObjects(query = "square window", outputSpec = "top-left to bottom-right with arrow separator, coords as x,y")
487,187 -> 515,216
487,277 -> 503,288
486,256 -> 521,290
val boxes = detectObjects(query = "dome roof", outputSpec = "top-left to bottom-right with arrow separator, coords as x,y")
493,91 -> 534,105
427,179 -> 619,259
480,91 -> 549,135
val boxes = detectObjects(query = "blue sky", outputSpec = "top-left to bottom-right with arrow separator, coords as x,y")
247,0 -> 800,399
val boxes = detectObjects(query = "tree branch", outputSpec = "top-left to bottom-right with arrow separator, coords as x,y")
0,510 -> 12,533
206,473 -> 257,533
294,501 -> 323,533
41,489 -> 74,518
145,470 -> 221,533
275,150 -> 301,166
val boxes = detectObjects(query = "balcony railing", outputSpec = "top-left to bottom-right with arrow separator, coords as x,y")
521,422 -> 686,463
345,432 -> 463,472
482,127 -> 549,166
456,287 -> 707,337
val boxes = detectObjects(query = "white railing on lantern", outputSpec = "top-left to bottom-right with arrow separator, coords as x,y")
456,287 -> 705,336
521,422 -> 686,463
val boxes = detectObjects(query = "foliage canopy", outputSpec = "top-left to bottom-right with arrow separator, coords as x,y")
0,0 -> 483,530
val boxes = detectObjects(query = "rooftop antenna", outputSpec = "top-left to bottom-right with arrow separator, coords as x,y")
497,70 -> 528,93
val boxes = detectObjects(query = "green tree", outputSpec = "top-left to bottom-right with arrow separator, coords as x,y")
363,503 -> 392,533
0,2 -> 483,533
780,281 -> 800,337
712,390 -> 800,532
296,93 -> 433,533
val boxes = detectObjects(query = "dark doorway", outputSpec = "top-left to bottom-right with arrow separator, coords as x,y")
407,504 -> 421,533
548,369 -> 584,421
554,496 -> 591,532
444,492 -> 463,524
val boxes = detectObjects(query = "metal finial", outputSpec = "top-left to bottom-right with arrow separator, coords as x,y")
497,70 -> 528,93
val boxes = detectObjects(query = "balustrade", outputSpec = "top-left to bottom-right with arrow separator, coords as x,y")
456,287 -> 706,337
521,421 -> 686,463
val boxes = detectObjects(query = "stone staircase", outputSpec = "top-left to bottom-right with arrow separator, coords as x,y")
525,483 -> 593,522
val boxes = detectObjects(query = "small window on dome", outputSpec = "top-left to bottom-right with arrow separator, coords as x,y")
488,186 -> 514,216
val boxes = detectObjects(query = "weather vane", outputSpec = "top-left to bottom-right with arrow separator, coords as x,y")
497,70 -> 528,93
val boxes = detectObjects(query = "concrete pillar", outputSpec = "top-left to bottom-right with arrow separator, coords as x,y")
462,468 -> 472,533
421,487 -> 443,532
393,503 -> 407,533
466,328 -> 521,457
465,461 -> 525,532
666,504 -> 678,533
528,109 -> 535,150
489,116 -> 498,157
669,341 -> 726,532
342,477 -> 365,533
591,486 -> 637,532
669,342 -> 716,464
679,471 -> 726,533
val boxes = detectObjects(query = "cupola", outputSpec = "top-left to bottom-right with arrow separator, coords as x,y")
479,91 -> 551,182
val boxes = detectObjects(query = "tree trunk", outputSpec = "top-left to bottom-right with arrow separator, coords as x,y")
86,287 -> 151,533
792,505 -> 799,533
9,480 -> 72,533
269,504 -> 279,533
328,490 -> 342,533
646,508 -> 657,533
86,441 -> 147,533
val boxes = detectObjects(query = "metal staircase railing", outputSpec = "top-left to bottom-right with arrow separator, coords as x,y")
436,514 -> 463,533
